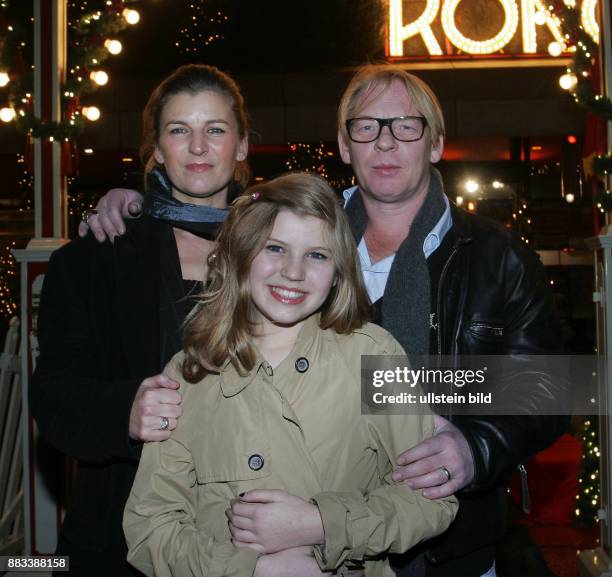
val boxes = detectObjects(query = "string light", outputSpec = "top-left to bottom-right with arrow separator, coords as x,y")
0,240 -> 18,319
104,39 -> 122,55
575,418 -> 600,525
176,2 -> 228,55
559,72 -> 578,90
0,71 -> 9,87
0,107 -> 15,122
89,70 -> 108,86
122,8 -> 140,25
285,142 -> 350,191
82,106 -> 101,121
0,1 -> 140,140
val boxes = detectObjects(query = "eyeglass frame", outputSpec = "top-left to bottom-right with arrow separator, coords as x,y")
345,115 -> 429,143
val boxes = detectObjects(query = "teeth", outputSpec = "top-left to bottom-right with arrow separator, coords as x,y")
272,287 -> 305,299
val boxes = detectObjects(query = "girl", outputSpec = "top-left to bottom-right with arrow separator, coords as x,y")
123,172 -> 457,577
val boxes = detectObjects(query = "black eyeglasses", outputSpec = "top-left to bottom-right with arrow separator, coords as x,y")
346,116 -> 428,143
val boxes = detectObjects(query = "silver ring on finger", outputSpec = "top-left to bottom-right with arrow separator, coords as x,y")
82,208 -> 98,224
159,416 -> 169,431
440,466 -> 451,483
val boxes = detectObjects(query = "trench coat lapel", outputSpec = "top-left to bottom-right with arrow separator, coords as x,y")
115,215 -> 161,378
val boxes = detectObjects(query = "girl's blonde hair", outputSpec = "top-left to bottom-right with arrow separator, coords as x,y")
181,172 -> 371,383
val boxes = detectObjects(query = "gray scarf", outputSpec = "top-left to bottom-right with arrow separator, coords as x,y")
346,168 -> 446,355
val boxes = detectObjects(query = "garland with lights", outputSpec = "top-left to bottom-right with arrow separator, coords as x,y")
556,3 -> 612,211
575,417 -> 600,526
0,240 -> 17,322
558,5 -> 612,120
0,0 -> 141,140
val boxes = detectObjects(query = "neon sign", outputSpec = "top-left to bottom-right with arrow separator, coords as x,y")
388,0 -> 599,58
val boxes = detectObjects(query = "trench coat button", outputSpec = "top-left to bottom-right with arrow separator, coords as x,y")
248,454 -> 264,471
295,357 -> 309,373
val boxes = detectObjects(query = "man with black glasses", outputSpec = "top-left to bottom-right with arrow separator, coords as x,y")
336,65 -> 566,577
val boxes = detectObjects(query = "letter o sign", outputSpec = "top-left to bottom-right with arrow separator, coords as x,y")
441,0 -> 520,54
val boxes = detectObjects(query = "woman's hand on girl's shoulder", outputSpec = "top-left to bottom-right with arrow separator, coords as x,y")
129,373 -> 182,442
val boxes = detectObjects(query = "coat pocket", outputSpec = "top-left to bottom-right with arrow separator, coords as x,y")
463,321 -> 504,354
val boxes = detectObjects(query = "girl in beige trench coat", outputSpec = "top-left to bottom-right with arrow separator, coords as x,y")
123,172 -> 458,577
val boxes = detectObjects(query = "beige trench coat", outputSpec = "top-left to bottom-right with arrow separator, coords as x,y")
124,316 -> 458,577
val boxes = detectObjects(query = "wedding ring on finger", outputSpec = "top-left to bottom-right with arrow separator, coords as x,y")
159,416 -> 169,431
440,466 -> 452,483
82,208 -> 98,224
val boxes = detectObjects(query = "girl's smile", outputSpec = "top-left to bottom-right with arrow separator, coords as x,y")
249,209 -> 336,333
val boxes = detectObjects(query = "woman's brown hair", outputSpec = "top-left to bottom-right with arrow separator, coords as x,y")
140,64 -> 250,186
181,172 -> 371,383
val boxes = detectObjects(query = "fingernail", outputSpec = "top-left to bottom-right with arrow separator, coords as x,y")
391,472 -> 401,481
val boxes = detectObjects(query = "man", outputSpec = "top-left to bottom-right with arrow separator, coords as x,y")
336,65 -> 566,577
81,64 -> 566,577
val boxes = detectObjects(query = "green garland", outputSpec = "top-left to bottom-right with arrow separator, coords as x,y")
0,0 -> 140,140
558,2 -> 612,212
560,4 -> 612,119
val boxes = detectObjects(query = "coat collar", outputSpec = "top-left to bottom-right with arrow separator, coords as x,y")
219,313 -> 322,397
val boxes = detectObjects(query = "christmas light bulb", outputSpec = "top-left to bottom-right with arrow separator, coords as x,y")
104,39 -> 122,55
122,8 -> 140,24
0,107 -> 16,122
90,70 -> 108,86
82,106 -> 101,121
559,73 -> 578,90
0,72 -> 9,87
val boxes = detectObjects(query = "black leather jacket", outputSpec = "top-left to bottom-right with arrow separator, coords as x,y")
423,204 -> 567,576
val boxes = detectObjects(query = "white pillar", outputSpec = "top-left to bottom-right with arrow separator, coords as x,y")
12,0 -> 69,556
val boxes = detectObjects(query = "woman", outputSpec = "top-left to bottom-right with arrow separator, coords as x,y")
29,64 -> 249,577
123,173 -> 457,577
